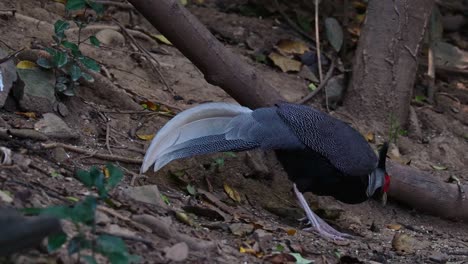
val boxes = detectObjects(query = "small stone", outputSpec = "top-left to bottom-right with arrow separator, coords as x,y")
229,223 -> 254,236
164,242 -> 189,262
51,147 -> 69,163
392,233 -> 415,255
34,113 -> 79,140
429,253 -> 448,263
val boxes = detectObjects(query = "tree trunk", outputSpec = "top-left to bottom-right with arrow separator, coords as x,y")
345,0 -> 434,132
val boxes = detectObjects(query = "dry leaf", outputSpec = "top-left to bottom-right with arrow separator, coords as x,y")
16,60 -> 37,69
387,224 -> 402,231
276,39 -> 309,55
365,132 -> 374,142
15,112 -> 37,119
286,228 -> 297,236
431,165 -> 447,171
224,183 -> 241,203
268,52 -> 302,72
136,134 -> 155,141
140,101 -> 159,111
152,34 -> 172,45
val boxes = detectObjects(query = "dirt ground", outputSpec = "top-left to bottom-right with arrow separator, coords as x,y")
1,0 -> 468,263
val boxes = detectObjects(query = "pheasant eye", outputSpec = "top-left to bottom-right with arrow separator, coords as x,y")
383,174 -> 391,193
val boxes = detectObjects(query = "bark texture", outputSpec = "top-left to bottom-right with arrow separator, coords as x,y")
345,0 -> 433,131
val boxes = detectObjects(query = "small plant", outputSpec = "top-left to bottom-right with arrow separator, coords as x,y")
24,163 -> 140,264
37,0 -> 103,96
388,114 -> 407,144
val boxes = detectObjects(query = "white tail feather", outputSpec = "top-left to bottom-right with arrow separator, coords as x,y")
141,103 -> 252,173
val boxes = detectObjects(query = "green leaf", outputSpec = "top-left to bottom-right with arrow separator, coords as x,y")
213,158 -> 224,167
54,20 -> 70,39
81,72 -> 94,82
47,232 -> 67,252
55,82 -> 68,92
82,255 -> 98,264
308,83 -> 317,91
66,0 -> 86,10
70,196 -> 97,225
161,194 -> 170,205
324,17 -> 343,52
36,58 -> 53,69
105,163 -> 124,191
69,64 -> 82,81
79,56 -> 100,72
88,1 -> 105,15
76,169 -> 93,187
62,41 -> 79,53
35,205 -> 72,219
45,47 -> 58,57
68,235 -> 92,255
290,253 -> 314,264
186,184 -> 196,196
96,235 -> 140,264
224,152 -> 237,158
414,95 -> 426,103
89,36 -> 101,47
56,51 -> 68,68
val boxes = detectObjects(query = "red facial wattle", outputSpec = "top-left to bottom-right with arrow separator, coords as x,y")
383,174 -> 391,193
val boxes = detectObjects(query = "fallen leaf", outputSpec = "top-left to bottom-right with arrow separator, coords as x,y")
0,190 -> 13,203
286,228 -> 297,236
308,83 -> 317,91
239,246 -> 257,254
140,100 -> 159,111
164,242 -> 189,262
224,183 -> 241,203
15,112 -> 37,119
268,52 -> 302,72
387,224 -> 402,231
152,34 -> 172,45
175,211 -> 194,226
290,252 -> 314,264
136,134 -> 155,141
16,60 -> 37,69
325,17 -> 344,52
365,132 -> 374,142
276,39 -> 309,55
431,165 -> 448,171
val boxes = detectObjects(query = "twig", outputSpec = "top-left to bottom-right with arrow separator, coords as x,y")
93,1 -> 133,9
296,59 -> 335,104
100,109 -> 175,117
97,230 -> 154,248
113,19 -> 172,93
97,206 -> 152,233
0,48 -> 24,64
105,122 -> 113,155
41,142 -> 143,164
273,0 -> 316,46
314,0 -> 326,111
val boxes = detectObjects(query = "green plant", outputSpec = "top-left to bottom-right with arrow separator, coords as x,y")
388,114 -> 407,144
24,163 -> 140,264
37,0 -> 103,96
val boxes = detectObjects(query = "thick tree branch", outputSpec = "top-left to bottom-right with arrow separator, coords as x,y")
128,0 -> 468,221
127,0 -> 283,109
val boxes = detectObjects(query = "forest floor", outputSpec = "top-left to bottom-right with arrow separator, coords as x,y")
0,0 -> 468,263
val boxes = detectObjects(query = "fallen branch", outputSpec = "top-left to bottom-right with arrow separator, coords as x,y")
42,142 -> 143,164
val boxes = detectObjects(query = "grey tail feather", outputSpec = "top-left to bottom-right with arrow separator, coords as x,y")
153,135 -> 258,171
